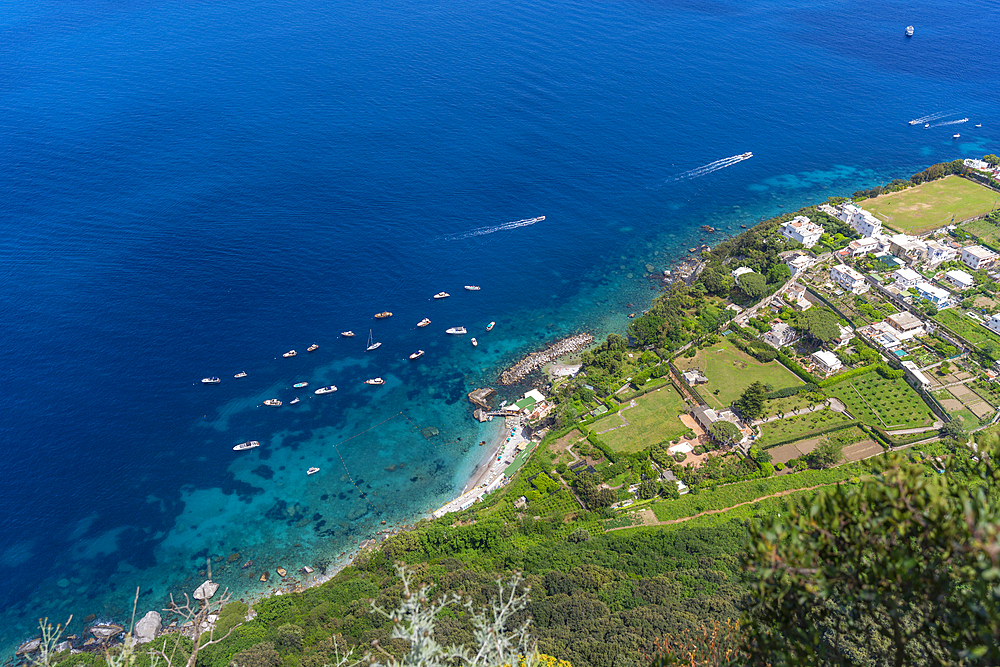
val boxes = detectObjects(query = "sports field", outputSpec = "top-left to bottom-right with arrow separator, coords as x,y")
592,385 -> 688,452
863,176 -> 999,234
673,344 -> 803,408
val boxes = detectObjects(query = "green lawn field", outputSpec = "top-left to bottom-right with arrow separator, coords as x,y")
673,344 -> 803,408
826,371 -> 936,430
757,409 -> 856,448
934,309 -> 1000,348
863,176 -> 1000,234
592,384 -> 688,452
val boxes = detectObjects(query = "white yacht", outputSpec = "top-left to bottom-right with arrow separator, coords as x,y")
289,397 -> 300,405
307,467 -> 320,475
409,350 -> 425,360
446,326 -> 467,335
202,377 -> 221,384
906,25 -> 914,37
471,338 -> 478,347
314,385 -> 338,395
283,350 -> 297,358
464,285 -> 481,291
365,377 -> 385,385
233,441 -> 260,451
341,331 -> 355,337
366,329 -> 381,351
417,318 -> 431,327
307,343 -> 319,352
263,399 -> 282,407
433,292 -> 450,299
234,371 -> 247,378
293,382 -> 308,388
953,133 -> 961,139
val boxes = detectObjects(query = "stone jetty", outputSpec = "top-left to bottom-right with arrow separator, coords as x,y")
499,333 -> 594,385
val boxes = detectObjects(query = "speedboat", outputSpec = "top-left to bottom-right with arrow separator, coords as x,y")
953,133 -> 961,139
366,329 -> 381,351
202,377 -> 221,384
409,350 -> 425,360
925,123 -> 929,128
908,119 -> 919,125
446,326 -> 467,335
741,152 -> 753,158
234,371 -> 247,378
464,285 -> 481,291
307,467 -> 320,475
263,399 -> 282,407
233,441 -> 260,451
289,397 -> 300,405
976,124 -> 982,127
417,318 -> 431,327
314,385 -> 338,395
341,331 -> 355,337
365,377 -> 385,385
906,25 -> 913,37
374,311 -> 392,319
307,343 -> 319,352
293,382 -> 308,388
471,338 -> 478,347
486,321 -> 495,331
283,350 -> 297,358
433,292 -> 450,299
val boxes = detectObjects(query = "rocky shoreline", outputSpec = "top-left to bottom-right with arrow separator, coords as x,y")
499,333 -> 595,385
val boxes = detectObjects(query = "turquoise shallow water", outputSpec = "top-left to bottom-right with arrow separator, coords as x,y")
1,0 -> 998,651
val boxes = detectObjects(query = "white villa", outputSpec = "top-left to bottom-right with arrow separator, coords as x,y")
945,269 -> 975,290
780,216 -> 824,248
915,282 -> 951,308
835,203 -> 883,238
830,264 -> 869,294
893,267 -> 922,288
986,314 -> 1000,336
961,245 -> 999,271
812,350 -> 843,375
924,240 -> 957,266
763,322 -> 798,349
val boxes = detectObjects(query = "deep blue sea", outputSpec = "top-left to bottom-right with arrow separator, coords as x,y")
1,0 -> 997,650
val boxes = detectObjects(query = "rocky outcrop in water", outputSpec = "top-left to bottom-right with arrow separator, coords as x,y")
134,611 -> 161,645
499,333 -> 594,385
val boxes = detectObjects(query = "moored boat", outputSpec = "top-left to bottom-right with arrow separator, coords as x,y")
202,377 -> 221,384
233,440 -> 260,451
276,567 -> 287,577
464,285 -> 481,291
409,350 -> 425,360
307,467 -> 320,475
486,321 -> 495,331
446,326 -> 467,335
433,292 -> 450,299
366,329 -> 381,351
293,382 -> 308,388
264,399 -> 282,407
315,385 -> 338,395
289,397 -> 300,405
307,343 -> 319,352
374,311 -> 392,319
365,377 -> 385,385
283,350 -> 297,358
471,337 -> 478,347
417,318 -> 431,327
234,371 -> 247,378
905,25 -> 913,36
953,133 -> 961,139
341,331 -> 355,337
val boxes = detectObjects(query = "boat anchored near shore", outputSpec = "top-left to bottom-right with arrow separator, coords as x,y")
202,377 -> 221,384
409,350 -> 425,360
263,399 -> 282,407
366,329 -> 381,351
234,371 -> 247,378
433,292 -> 450,299
446,326 -> 467,335
293,382 -> 308,388
464,285 -> 480,291
417,318 -> 431,327
341,331 -> 355,337
314,385 -> 337,395
307,467 -> 320,475
307,343 -> 319,352
471,337 -> 478,347
233,441 -> 260,451
282,350 -> 297,358
374,311 -> 392,319
365,377 -> 385,385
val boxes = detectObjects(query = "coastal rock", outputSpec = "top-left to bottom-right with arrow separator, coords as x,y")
133,611 -> 161,645
193,580 -> 219,600
467,387 -> 496,409
473,408 -> 491,423
644,263 -> 655,273
89,623 -> 124,643
15,638 -> 41,655
500,333 -> 595,385
54,641 -> 72,653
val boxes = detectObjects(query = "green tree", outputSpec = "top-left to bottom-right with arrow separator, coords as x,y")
738,272 -> 767,300
734,381 -> 767,421
709,420 -> 742,446
701,268 -> 734,296
742,450 -> 1000,666
797,308 -> 840,343
940,419 -> 967,441
806,439 -> 842,469
767,263 -> 791,285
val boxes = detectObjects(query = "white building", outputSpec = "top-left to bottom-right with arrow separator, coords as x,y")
830,264 -> 869,294
833,324 -> 854,348
961,245 -> 999,271
885,311 -> 925,340
812,350 -> 843,375
901,361 -> 932,390
893,267 -> 923,288
965,158 -> 991,171
915,282 -> 951,308
924,240 -> 957,266
945,269 -> 975,290
780,216 -> 824,248
731,266 -> 755,281
836,203 -> 883,238
889,234 -> 929,266
844,236 -> 882,258
763,322 -> 798,349
986,314 -> 1000,336
786,254 -> 813,277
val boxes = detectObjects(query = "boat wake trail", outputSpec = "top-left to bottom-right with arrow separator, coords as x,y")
672,152 -> 753,182
929,118 -> 969,128
909,111 -> 952,125
439,216 -> 545,241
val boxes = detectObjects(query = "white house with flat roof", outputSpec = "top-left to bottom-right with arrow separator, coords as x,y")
844,236 -> 881,258
836,203 -> 883,238
961,245 -> 999,271
886,312 -> 925,340
786,254 -> 813,277
894,267 -> 922,288
780,216 -> 824,248
915,282 -> 951,308
925,240 -> 957,266
986,314 -> 1000,336
830,264 -> 869,294
763,322 -> 798,349
945,269 -> 975,290
812,350 -> 843,375
901,361 -> 932,390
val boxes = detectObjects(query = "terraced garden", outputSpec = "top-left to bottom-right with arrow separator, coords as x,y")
827,371 -> 936,430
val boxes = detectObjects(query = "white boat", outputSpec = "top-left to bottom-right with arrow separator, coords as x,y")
233,440 -> 260,451
433,292 -> 450,299
307,343 -> 319,352
464,285 -> 481,291
341,331 -> 355,337
234,371 -> 247,378
486,321 -> 495,331
365,377 -> 385,385
925,123 -> 930,128
289,397 -> 300,405
307,467 -> 320,475
953,133 -> 961,139
976,124 -> 982,127
908,119 -> 919,125
314,385 -> 338,395
905,25 -> 913,37
366,329 -> 381,351
446,326 -> 467,335
417,318 -> 431,327
499,400 -> 507,407
293,382 -> 308,388
283,350 -> 297,358
263,399 -> 282,407
374,311 -> 393,319
471,338 -> 478,347
202,377 -> 221,384
741,151 -> 753,158
409,350 -> 425,360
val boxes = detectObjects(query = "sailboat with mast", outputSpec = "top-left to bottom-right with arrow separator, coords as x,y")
366,329 -> 381,351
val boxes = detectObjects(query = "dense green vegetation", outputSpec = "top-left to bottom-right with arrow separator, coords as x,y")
826,371 -> 936,430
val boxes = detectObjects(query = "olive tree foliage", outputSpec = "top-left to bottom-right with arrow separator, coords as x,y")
742,448 -> 1000,667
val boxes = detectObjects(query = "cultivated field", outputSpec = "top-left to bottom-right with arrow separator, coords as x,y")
757,409 -> 855,448
592,385 -> 688,452
827,371 -> 936,430
863,176 -> 999,234
934,309 -> 1000,348
673,344 -> 803,408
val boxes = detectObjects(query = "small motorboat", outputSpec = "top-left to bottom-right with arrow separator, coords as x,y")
307,343 -> 319,352
417,318 -> 431,327
409,350 -> 425,360
260,572 -> 269,582
471,337 -> 478,347
289,397 -> 300,405
905,25 -> 913,37
976,124 -> 982,127
341,331 -> 355,337
953,133 -> 961,139
464,285 -> 481,291
365,378 -> 385,385
374,311 -> 392,319
263,399 -> 282,407
276,567 -> 287,577
202,377 -> 221,384
446,326 -> 467,335
314,385 -> 338,395
234,371 -> 247,378
433,292 -> 450,299
293,382 -> 308,388
283,350 -> 297,358
486,321 -> 495,331
306,467 -> 320,475
366,329 -> 381,351
924,123 -> 929,128
233,441 -> 260,451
